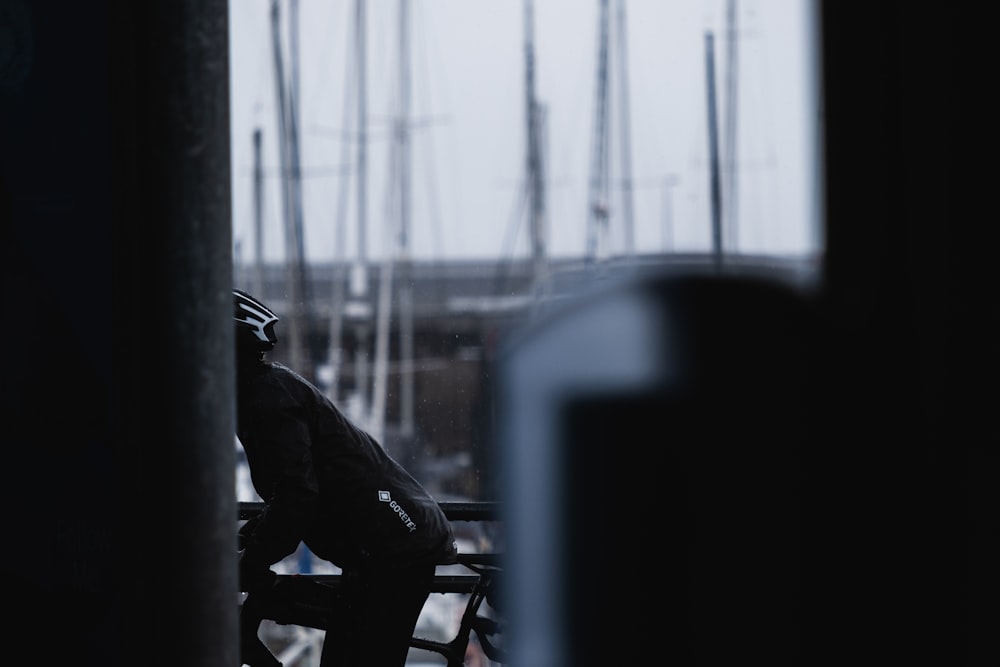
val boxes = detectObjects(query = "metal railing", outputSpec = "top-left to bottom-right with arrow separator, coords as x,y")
238,501 -> 501,522
238,500 -> 505,666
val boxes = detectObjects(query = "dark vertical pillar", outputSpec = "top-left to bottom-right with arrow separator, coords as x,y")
2,0 -> 118,662
2,0 -> 235,664
108,1 -> 236,665
817,2 -> 989,664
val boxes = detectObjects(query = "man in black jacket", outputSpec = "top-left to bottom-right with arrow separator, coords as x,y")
233,288 -> 458,666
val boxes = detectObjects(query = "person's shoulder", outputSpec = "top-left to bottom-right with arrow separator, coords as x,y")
262,360 -> 291,374
260,362 -> 329,401
242,362 -> 314,409
242,360 -> 296,391
266,361 -> 316,386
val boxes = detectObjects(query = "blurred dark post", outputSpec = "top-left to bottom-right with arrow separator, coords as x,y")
2,0 -> 235,664
817,2 -> 986,664
499,272 -> 820,666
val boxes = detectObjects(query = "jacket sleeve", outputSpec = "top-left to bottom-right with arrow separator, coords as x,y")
240,384 -> 321,569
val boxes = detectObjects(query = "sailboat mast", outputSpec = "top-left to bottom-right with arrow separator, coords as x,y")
356,0 -> 368,272
723,0 -> 739,252
614,0 -> 635,256
524,0 -> 548,293
705,31 -> 724,267
398,0 -> 414,445
270,0 -> 306,375
326,0 -> 368,405
371,0 -> 415,448
352,0 -> 372,419
288,0 -> 315,383
252,127 -> 265,297
586,0 -> 611,262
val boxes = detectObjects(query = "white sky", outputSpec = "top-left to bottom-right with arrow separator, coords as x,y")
229,0 -> 821,263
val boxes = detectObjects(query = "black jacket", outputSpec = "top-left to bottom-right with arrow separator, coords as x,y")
237,359 -> 457,571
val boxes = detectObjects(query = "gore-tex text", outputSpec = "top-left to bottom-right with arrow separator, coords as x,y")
379,490 -> 417,532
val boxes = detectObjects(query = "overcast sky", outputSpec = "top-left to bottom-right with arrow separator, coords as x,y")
228,0 -> 821,264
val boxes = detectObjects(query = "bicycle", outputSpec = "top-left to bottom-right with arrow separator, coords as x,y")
239,552 -> 505,667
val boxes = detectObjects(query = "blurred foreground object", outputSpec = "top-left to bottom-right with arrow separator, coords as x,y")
498,270 -> 823,666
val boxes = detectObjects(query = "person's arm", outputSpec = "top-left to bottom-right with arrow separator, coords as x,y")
240,396 -> 321,577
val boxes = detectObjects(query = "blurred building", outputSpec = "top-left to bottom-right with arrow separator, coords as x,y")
234,252 -> 816,499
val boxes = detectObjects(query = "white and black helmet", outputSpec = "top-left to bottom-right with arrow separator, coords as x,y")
234,288 -> 278,352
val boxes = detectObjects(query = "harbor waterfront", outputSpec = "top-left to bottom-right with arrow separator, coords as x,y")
234,251 -> 817,499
